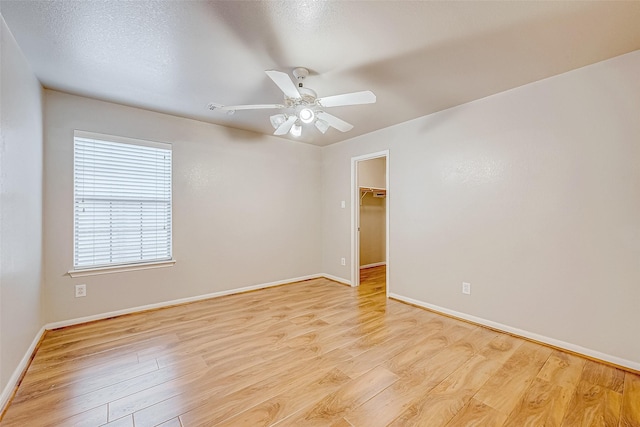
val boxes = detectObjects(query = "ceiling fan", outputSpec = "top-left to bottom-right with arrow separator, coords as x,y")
208,68 -> 376,137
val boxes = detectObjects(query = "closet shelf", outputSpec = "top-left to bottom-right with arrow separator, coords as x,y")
360,187 -> 387,203
359,186 -> 386,194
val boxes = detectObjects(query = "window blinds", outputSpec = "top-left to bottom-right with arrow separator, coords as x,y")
73,133 -> 172,269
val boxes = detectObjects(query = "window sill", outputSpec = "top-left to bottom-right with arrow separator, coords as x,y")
68,259 -> 176,277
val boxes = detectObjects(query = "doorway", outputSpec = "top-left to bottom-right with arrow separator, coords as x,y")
351,150 -> 389,296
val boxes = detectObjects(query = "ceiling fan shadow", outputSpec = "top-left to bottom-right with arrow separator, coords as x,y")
341,1 -> 640,137
205,2 -> 290,70
213,121 -> 278,144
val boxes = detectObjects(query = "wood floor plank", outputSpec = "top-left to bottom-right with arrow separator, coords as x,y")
101,414 -> 134,426
7,404 -> 109,427
329,418 -> 354,427
176,351 -> 355,426
338,326 -> 432,379
134,343 -> 349,426
278,365 -> 398,426
478,333 -> 524,364
2,266 -> 637,427
620,373 -> 640,427
382,321 -> 475,374
386,354 -> 501,427
30,333 -> 181,369
502,378 -> 573,427
537,350 -> 586,390
12,356 -> 159,404
214,368 -> 351,427
131,346 -> 319,426
444,398 -> 508,426
473,340 -> 553,415
344,328 -> 495,427
106,363 -> 212,421
560,380 -> 622,426
155,417 -> 182,427
581,359 -> 626,393
5,356 -> 205,426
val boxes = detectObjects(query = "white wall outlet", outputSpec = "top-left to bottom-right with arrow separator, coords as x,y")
341,200 -> 346,209
75,284 -> 87,298
462,282 -> 471,295
341,257 -> 346,266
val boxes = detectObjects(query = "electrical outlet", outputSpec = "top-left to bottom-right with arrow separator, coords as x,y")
75,284 -> 87,298
462,282 -> 471,295
341,257 -> 346,266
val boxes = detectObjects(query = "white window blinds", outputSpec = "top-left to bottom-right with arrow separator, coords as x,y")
73,132 -> 172,269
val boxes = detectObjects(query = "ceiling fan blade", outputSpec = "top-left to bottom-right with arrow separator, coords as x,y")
274,115 -> 297,135
317,90 -> 376,107
265,70 -> 301,99
217,103 -> 285,111
317,112 -> 354,132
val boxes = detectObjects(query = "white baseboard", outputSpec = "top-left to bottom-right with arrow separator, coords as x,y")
0,326 -> 46,414
46,273 -> 325,330
390,292 -> 640,373
14,277 -> 635,416
360,262 -> 386,269
321,273 -> 352,286
4,273 -> 341,414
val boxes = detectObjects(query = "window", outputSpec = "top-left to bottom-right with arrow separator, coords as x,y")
73,131 -> 172,271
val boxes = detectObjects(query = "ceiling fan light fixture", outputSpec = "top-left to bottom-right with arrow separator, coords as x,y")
270,114 -> 287,129
209,67 -> 376,139
315,119 -> 329,134
290,123 -> 302,137
299,108 -> 315,124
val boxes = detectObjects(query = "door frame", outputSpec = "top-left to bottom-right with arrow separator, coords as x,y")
351,150 -> 390,296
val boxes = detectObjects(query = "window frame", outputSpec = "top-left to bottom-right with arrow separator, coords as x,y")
68,130 -> 175,277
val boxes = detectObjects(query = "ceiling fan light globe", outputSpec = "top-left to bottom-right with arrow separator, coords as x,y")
315,119 -> 329,134
299,108 -> 315,124
270,114 -> 287,129
290,123 -> 302,137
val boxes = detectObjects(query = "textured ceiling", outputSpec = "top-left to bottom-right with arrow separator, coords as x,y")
2,1 -> 640,146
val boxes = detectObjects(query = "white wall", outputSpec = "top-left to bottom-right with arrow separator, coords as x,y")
322,50 -> 640,367
0,16 -> 44,393
43,91 -> 322,323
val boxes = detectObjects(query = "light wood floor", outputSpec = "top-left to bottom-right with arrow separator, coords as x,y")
1,266 -> 639,426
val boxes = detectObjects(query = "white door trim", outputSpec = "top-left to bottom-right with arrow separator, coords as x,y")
351,150 -> 390,297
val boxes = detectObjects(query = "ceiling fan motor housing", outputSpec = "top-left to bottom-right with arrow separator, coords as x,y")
285,87 -> 317,109
292,67 -> 309,88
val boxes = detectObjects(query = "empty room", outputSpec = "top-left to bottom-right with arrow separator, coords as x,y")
1,1 -> 639,426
